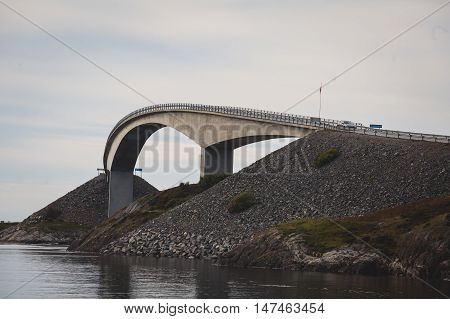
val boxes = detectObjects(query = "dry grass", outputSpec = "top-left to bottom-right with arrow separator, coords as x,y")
26,221 -> 87,234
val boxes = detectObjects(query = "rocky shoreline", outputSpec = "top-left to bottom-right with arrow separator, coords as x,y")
99,194 -> 450,280
101,229 -> 236,259
0,226 -> 87,245
218,225 -> 449,280
219,230 -> 390,275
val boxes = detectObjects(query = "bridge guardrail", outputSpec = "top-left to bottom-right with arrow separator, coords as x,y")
107,103 -> 450,144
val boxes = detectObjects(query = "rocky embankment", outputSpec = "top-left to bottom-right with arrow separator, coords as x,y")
220,194 -> 450,280
69,175 -> 228,252
0,174 -> 157,244
93,131 -> 449,274
219,229 -> 388,275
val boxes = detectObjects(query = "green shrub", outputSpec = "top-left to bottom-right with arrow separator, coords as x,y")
145,174 -> 229,211
35,221 -> 85,233
314,147 -> 340,168
0,222 -> 18,232
228,192 -> 257,214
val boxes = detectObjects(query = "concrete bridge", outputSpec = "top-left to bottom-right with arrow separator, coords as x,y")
104,103 -> 449,216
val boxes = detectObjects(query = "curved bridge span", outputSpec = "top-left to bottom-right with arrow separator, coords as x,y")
104,103 -> 449,216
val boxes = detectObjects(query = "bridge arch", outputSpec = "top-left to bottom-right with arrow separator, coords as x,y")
104,103 -> 319,216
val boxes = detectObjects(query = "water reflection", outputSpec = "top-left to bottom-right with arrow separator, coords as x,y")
0,244 -> 448,299
98,256 -> 131,298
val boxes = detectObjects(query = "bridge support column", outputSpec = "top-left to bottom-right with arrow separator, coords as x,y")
200,143 -> 234,177
108,170 -> 134,217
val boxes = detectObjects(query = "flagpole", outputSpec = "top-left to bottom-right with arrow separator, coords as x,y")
319,83 -> 322,119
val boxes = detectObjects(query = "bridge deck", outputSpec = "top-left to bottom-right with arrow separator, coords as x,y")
107,103 -> 450,145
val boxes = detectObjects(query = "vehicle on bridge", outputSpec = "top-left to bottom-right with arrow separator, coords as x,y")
338,120 -> 358,129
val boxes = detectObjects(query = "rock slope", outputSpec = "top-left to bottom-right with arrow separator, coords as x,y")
220,194 -> 450,280
219,229 -> 388,275
99,131 -> 449,259
0,174 -> 158,244
70,175 -> 228,252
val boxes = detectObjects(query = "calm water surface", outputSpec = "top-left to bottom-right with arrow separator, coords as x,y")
0,244 -> 448,298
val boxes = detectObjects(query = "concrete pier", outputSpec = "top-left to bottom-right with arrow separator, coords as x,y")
200,142 -> 234,177
108,170 -> 134,216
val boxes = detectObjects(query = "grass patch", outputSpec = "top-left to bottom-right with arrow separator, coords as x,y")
27,221 -> 87,234
228,192 -> 257,214
111,209 -> 165,233
314,147 -> 340,168
0,222 -> 18,232
144,174 -> 228,212
278,219 -> 355,252
278,194 -> 450,255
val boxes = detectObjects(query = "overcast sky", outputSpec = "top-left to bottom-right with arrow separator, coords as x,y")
0,0 -> 449,221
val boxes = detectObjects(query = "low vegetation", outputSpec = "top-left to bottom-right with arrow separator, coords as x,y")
0,222 -> 18,232
278,194 -> 450,255
33,221 -> 87,233
228,192 -> 257,214
143,174 -> 229,212
12,207 -> 87,235
314,147 -> 340,168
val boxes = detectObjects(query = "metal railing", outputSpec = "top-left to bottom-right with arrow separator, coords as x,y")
106,103 -> 450,144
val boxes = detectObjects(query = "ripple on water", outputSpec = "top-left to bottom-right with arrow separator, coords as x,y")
0,244 -> 448,298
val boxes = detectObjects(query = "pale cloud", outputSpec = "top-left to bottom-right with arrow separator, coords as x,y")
0,182 -> 72,222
